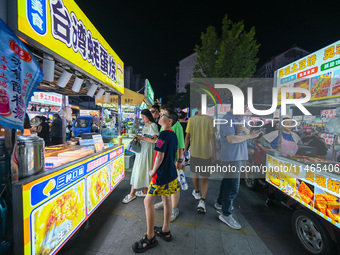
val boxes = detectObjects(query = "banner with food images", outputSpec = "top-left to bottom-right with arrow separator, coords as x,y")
266,155 -> 340,229
111,155 -> 124,189
276,40 -> 340,102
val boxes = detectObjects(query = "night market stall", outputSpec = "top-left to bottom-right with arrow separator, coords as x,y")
0,1 -> 126,254
263,39 -> 340,255
96,87 -> 145,144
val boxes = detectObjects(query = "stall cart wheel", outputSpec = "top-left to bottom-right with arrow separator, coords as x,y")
243,160 -> 259,190
292,209 -> 336,255
244,171 -> 259,190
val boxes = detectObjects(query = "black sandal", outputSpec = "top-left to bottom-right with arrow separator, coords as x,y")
132,234 -> 158,253
154,226 -> 172,242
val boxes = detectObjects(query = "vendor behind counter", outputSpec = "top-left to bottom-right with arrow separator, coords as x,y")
304,133 -> 328,159
260,118 -> 301,156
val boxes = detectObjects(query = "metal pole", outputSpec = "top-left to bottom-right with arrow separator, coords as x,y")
61,95 -> 66,144
276,111 -> 282,157
118,95 -> 122,136
332,135 -> 338,162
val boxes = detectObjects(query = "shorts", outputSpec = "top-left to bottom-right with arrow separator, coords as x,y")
190,156 -> 212,177
147,178 -> 179,196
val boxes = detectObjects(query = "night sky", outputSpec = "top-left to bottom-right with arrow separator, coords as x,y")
75,0 -> 340,100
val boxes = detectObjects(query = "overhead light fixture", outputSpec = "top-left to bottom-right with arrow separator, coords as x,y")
87,83 -> 98,97
95,88 -> 105,100
104,92 -> 110,103
57,69 -> 72,88
72,76 -> 84,92
42,58 -> 55,82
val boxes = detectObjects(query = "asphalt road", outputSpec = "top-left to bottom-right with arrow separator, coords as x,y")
235,181 -> 308,254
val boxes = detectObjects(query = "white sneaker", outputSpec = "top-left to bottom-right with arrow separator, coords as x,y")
154,201 -> 164,210
170,209 -> 179,222
214,203 -> 234,211
197,199 -> 206,213
122,194 -> 136,204
192,190 -> 201,200
219,214 -> 241,230
135,190 -> 147,197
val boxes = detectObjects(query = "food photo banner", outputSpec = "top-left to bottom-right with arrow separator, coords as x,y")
276,40 -> 340,101
266,155 -> 340,229
0,18 -> 42,132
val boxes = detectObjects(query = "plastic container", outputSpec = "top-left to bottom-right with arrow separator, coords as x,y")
118,135 -> 122,145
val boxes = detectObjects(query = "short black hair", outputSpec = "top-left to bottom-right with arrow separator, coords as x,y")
164,108 -> 178,126
141,109 -> 155,123
178,111 -> 186,119
53,113 -> 60,119
151,104 -> 160,112
160,103 -> 175,111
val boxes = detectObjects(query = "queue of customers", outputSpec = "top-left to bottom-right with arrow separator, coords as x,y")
24,113 -> 68,146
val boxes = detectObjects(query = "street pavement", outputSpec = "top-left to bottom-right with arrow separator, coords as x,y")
59,166 -> 309,255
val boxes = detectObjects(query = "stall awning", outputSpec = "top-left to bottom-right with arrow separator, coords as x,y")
95,88 -> 145,106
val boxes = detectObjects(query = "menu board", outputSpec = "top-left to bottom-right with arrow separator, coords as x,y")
92,134 -> 104,153
266,155 -> 340,229
22,146 -> 125,255
319,133 -> 340,145
275,40 -> 340,101
321,109 -> 336,120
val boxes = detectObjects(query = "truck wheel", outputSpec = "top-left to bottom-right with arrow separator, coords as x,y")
292,209 -> 336,255
244,169 -> 259,190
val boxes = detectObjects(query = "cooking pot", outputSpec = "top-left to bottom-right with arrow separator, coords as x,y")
15,135 -> 45,179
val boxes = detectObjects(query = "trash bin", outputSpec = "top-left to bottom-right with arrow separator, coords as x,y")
125,152 -> 135,170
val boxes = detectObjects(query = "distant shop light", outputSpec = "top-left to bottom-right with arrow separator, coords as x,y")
87,83 -> 98,97
57,69 -> 72,88
95,88 -> 105,100
72,76 -> 84,92
42,58 -> 55,82
104,92 -> 110,103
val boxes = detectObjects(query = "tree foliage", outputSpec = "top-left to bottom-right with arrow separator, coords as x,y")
194,15 -> 260,79
167,83 -> 190,109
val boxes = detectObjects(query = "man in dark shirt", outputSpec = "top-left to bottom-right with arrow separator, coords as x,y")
50,113 -> 63,145
307,134 -> 328,159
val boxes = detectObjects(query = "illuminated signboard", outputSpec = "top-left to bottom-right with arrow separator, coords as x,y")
22,146 -> 124,255
144,79 -> 154,105
31,92 -> 63,106
79,110 -> 99,116
275,40 -> 340,101
11,0 -> 124,94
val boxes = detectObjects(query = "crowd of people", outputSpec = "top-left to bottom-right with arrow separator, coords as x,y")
23,113 -> 71,146
125,102 -> 266,253
20,102 -> 336,253
124,101 -> 338,253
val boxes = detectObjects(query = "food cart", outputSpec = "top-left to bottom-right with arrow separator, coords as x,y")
0,1 -> 126,254
264,40 -> 340,255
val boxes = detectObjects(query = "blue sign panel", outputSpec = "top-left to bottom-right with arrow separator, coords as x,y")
27,0 -> 47,35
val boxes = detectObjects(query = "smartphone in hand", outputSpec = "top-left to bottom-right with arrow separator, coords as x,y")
143,134 -> 154,139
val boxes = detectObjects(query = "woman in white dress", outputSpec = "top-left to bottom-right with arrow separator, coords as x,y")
123,109 -> 159,203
